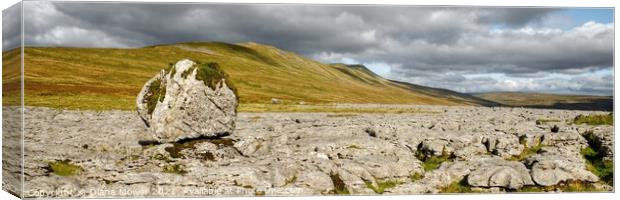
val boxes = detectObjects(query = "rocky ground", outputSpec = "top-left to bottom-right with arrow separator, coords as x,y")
2,104 -> 614,198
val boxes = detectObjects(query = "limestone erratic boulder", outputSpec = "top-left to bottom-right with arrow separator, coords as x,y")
136,59 -> 238,143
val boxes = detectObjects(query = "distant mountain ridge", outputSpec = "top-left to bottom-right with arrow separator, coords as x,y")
474,92 -> 612,111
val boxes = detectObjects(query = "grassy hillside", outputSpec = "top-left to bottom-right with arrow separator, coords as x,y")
3,41 -> 495,111
474,92 -> 612,111
2,48 -> 21,106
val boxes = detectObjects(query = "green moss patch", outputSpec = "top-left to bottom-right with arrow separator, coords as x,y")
183,62 -> 238,95
573,113 -> 613,126
145,78 -> 166,114
168,63 -> 177,77
48,160 -> 83,176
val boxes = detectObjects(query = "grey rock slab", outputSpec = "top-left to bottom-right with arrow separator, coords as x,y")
467,158 -> 534,189
526,147 -> 599,186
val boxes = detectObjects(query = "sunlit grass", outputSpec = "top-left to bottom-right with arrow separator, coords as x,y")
580,131 -> 614,185
509,140 -> 543,161
573,114 -> 613,126
410,172 -> 424,182
4,42 -> 475,110
364,179 -> 402,194
48,160 -> 83,176
439,179 -> 472,193
238,103 -> 439,113
515,180 -> 605,192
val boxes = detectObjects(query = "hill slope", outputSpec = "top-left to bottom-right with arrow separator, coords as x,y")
3,41 -> 496,110
474,92 -> 612,111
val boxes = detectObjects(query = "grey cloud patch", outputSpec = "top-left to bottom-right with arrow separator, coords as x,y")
477,8 -> 558,26
382,22 -> 612,75
20,2 -> 613,96
2,2 -> 22,51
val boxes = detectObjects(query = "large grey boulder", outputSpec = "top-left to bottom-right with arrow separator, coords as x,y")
136,59 -> 238,143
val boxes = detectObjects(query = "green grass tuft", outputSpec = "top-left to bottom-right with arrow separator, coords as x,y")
573,113 -> 613,126
162,164 -> 187,175
515,186 -> 545,192
515,180 -> 605,192
581,147 -> 614,185
410,172 -> 424,182
439,179 -> 472,193
416,150 -> 452,172
509,142 -> 543,161
48,160 -> 83,176
364,180 -> 402,194
580,130 -> 614,185
423,156 -> 450,171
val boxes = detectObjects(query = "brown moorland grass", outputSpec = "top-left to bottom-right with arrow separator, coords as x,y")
4,41 -> 492,111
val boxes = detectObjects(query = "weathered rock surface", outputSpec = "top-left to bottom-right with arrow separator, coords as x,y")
526,146 -> 599,186
467,158 -> 534,189
482,132 -> 524,159
387,157 -> 533,194
16,104 -> 613,198
136,59 -> 238,143
2,107 -> 22,196
581,126 -> 614,161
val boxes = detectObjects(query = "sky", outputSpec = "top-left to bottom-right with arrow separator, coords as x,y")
5,1 -> 614,96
